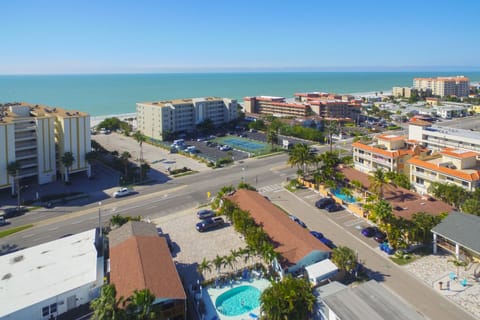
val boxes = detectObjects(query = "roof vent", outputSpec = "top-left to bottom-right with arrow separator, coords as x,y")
11,255 -> 24,263
2,273 -> 12,280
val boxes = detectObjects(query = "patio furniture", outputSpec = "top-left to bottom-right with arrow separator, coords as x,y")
461,279 -> 467,287
449,272 -> 456,281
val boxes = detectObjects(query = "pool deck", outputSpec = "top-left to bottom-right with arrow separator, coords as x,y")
198,278 -> 270,320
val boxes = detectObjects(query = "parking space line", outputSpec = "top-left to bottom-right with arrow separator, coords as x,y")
344,219 -> 364,227
304,194 -> 318,199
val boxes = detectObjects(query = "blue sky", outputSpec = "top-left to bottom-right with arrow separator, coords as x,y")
2,0 -> 479,74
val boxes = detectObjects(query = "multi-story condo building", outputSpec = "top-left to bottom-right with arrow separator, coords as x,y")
0,102 -> 91,190
413,76 -> 470,97
352,134 -> 425,175
392,87 -> 416,98
244,94 -> 360,120
243,96 -> 312,117
136,97 -> 238,141
408,120 -> 480,153
408,148 -> 480,194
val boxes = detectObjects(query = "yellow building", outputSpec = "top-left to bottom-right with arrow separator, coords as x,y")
408,148 -> 480,194
0,102 -> 91,190
352,134 -> 424,175
413,76 -> 470,97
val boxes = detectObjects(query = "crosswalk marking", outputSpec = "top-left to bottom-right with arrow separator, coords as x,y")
258,184 -> 283,193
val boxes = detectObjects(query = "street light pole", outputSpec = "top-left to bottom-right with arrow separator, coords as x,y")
98,201 -> 102,237
241,167 -> 246,184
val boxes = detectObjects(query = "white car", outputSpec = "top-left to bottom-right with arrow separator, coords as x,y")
113,187 -> 133,198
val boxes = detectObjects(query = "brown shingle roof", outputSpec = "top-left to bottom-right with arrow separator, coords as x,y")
109,221 -> 158,248
340,167 -> 452,219
226,189 -> 330,266
109,224 -> 186,302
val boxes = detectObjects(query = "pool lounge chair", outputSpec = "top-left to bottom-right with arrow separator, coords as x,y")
249,312 -> 259,319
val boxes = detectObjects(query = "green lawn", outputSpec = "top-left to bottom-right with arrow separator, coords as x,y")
0,224 -> 34,239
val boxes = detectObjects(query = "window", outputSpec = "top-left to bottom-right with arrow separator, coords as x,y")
50,303 -> 57,313
42,306 -> 49,316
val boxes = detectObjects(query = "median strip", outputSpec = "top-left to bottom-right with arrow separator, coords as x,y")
0,225 -> 34,239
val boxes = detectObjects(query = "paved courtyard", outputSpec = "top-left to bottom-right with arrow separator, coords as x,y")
404,251 -> 480,319
150,207 -> 264,286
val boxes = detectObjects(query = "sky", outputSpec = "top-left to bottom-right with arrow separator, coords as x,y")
1,0 -> 480,74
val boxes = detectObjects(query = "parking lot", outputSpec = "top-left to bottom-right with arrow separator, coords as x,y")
151,207 -> 263,285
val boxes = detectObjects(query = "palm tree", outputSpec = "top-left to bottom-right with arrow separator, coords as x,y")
61,151 -> 75,184
120,151 -> 131,178
266,129 -> 278,150
133,131 -> 146,163
287,143 -> 315,179
126,289 -> 156,320
229,248 -> 241,272
331,246 -> 357,273
213,254 -> 225,277
369,168 -> 388,199
260,275 -> 315,320
85,151 -> 97,178
370,199 -> 393,226
223,254 -> 236,273
197,257 -> 212,279
90,284 -> 126,320
7,160 -> 21,197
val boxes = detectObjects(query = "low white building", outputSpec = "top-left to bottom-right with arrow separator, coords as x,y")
0,229 -> 104,320
305,259 -> 338,286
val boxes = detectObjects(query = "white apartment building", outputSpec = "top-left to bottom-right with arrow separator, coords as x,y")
408,120 -> 480,153
136,97 -> 238,141
0,229 -> 104,320
413,76 -> 470,97
408,148 -> 480,194
0,102 -> 91,190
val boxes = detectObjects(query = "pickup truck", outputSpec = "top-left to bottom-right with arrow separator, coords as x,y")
196,217 -> 225,232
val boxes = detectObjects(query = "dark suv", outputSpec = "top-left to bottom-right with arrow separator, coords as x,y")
196,217 -> 225,232
315,197 -> 335,209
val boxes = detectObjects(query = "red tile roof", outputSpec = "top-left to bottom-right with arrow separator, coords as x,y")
352,141 -> 414,158
440,148 -> 478,159
110,235 -> 186,302
226,189 -> 331,266
408,157 -> 480,181
340,167 -> 452,219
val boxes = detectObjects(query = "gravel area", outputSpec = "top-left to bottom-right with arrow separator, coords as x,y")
151,208 -> 264,285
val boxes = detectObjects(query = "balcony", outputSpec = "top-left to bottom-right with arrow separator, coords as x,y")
412,171 -> 437,181
15,141 -> 37,151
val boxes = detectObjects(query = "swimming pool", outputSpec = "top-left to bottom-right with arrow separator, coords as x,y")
332,188 -> 356,203
215,285 -> 261,316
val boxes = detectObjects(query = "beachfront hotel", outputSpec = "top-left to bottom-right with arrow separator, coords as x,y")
408,148 -> 480,194
136,97 -> 238,141
0,102 -> 91,190
413,76 -> 470,97
244,94 -> 361,120
352,134 -> 425,175
408,119 -> 480,153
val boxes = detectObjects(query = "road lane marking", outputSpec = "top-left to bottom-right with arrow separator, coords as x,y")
21,234 -> 34,238
47,227 -> 58,231
145,206 -> 157,210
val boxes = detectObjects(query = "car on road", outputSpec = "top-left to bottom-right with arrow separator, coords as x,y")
310,231 -> 333,248
289,215 -> 307,228
325,203 -> 343,212
315,197 -> 335,209
373,230 -> 387,243
196,217 -> 225,232
196,209 -> 216,219
361,226 -> 379,237
0,216 -> 7,226
113,187 -> 133,198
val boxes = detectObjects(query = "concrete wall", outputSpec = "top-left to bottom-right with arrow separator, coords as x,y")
0,123 -> 16,189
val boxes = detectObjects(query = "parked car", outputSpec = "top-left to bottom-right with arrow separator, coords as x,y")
315,197 -> 335,209
219,145 -> 232,151
289,215 -> 307,228
325,203 -> 343,212
310,231 -> 333,248
361,226 -> 379,237
374,230 -> 387,243
196,209 -> 216,219
196,217 -> 225,232
113,187 -> 133,198
0,216 -> 7,226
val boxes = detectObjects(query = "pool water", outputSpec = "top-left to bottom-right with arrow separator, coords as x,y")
215,285 -> 261,316
332,188 -> 356,203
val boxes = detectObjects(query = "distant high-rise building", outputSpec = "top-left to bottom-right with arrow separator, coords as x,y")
136,97 -> 237,141
0,102 -> 91,190
413,76 -> 470,97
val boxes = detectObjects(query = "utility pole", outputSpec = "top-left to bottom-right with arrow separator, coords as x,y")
16,170 -> 21,211
98,201 -> 102,237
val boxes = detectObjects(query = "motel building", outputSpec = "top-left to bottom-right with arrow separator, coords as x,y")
408,148 -> 480,195
352,134 -> 425,175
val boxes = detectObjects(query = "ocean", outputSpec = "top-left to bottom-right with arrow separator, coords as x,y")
1,72 -> 479,116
